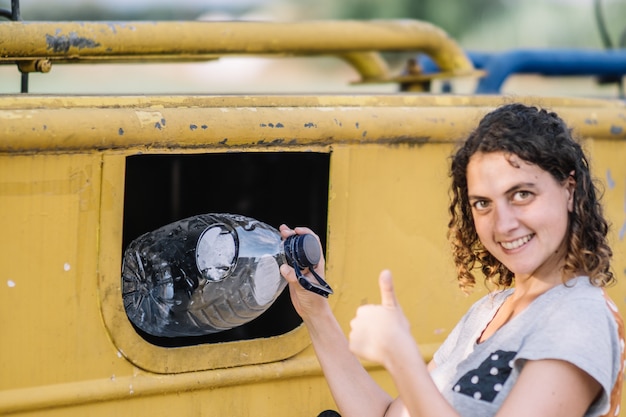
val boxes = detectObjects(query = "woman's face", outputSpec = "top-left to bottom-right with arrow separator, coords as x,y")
466,151 -> 575,283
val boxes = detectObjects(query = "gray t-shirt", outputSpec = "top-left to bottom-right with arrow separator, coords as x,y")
431,276 -> 623,417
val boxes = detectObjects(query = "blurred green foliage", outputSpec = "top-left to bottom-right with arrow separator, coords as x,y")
301,0 -> 506,39
16,4 -> 210,21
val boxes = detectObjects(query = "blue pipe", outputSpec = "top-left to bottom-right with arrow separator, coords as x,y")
417,49 -> 626,93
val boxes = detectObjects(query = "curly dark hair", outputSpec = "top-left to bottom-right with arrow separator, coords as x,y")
448,103 -> 614,293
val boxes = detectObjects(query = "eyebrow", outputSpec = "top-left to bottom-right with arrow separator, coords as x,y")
468,182 -> 537,201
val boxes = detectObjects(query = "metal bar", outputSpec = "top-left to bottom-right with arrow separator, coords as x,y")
11,0 -> 21,21
0,349 -> 441,415
0,20 -> 473,79
417,49 -> 626,93
0,95 -> 623,154
4,0 -> 28,92
19,72 -> 27,93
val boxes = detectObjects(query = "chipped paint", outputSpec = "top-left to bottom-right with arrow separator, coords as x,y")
45,32 -> 101,53
134,111 -> 164,128
154,118 -> 166,130
0,110 -> 32,120
610,125 -> 623,135
103,22 -> 138,34
622,183 -> 626,240
607,169 -> 616,189
255,138 -> 285,146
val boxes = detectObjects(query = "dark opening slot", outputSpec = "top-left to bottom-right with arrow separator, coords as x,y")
122,152 -> 330,347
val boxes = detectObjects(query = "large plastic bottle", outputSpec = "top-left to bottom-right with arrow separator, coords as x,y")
121,213 -> 328,338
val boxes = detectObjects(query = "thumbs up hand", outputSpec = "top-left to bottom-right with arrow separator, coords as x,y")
349,270 -> 412,366
378,269 -> 399,309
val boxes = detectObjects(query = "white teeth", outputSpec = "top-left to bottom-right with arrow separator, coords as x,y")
500,235 -> 532,250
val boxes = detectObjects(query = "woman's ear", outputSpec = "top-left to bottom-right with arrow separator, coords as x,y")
566,170 -> 576,212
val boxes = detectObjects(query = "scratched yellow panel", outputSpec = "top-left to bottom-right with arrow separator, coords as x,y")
588,138 -> 626,309
326,143 -> 484,352
0,154 -> 130,391
1,95 -> 625,417
587,138 -> 626,417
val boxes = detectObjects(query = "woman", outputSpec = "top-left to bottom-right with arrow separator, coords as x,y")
279,103 -> 624,417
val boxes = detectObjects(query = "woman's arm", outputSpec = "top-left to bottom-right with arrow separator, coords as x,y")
349,270 -> 461,417
349,271 -> 602,417
494,359 -> 600,417
279,225 -> 395,417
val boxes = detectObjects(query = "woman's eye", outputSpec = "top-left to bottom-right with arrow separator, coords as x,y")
473,200 -> 488,210
512,191 -> 531,201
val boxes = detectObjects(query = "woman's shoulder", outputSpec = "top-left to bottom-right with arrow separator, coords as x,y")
533,276 -> 620,330
549,275 -> 611,305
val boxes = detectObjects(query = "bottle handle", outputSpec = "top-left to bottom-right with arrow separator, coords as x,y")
294,266 -> 333,298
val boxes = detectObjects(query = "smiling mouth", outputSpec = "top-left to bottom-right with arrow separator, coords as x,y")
500,234 -> 534,250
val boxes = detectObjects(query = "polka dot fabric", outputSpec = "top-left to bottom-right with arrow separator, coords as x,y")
452,350 -> 517,403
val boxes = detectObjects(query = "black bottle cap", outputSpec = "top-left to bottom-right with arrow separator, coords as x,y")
298,234 -> 321,266
284,233 -> 321,268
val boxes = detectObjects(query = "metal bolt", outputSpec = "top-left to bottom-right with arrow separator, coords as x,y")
35,59 -> 52,73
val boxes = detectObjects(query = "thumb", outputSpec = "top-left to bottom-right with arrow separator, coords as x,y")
379,269 -> 398,308
280,264 -> 297,284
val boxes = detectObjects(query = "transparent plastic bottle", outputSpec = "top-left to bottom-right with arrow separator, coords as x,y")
121,213 -> 327,338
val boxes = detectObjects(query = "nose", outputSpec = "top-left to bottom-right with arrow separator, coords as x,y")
493,202 -> 519,235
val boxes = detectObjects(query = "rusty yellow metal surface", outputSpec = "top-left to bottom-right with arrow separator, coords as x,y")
0,20 -> 475,85
0,93 -> 625,416
0,95 -> 624,153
